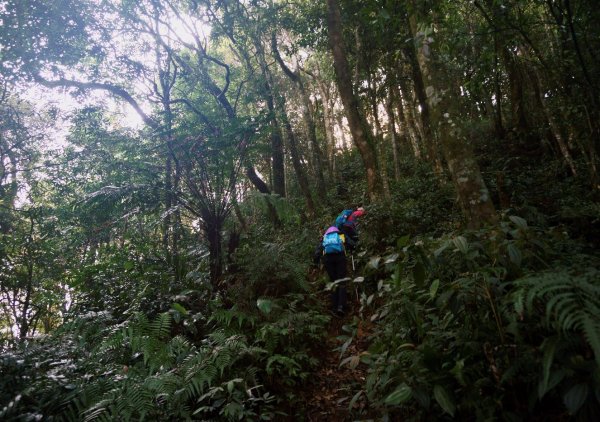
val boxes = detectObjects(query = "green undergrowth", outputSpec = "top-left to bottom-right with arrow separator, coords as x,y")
2,154 -> 598,420
0,224 -> 330,421
1,296 -> 329,421
341,214 -> 600,421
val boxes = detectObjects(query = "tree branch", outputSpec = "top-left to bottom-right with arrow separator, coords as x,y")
271,32 -> 301,84
33,74 -> 159,129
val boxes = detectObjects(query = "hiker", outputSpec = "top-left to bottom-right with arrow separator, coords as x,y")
314,226 -> 348,316
336,207 -> 365,253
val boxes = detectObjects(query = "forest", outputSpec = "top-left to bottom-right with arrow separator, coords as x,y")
1,0 -> 599,420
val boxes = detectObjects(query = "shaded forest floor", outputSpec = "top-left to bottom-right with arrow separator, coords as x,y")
295,277 -> 374,421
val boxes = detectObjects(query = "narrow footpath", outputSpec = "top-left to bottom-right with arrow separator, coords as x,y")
297,278 -> 373,421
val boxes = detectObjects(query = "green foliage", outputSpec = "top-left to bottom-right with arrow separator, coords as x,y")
351,215 -> 600,420
2,0 -> 600,420
254,296 -> 328,387
209,291 -> 328,391
243,192 -> 302,227
231,235 -> 310,299
510,268 -> 600,417
0,310 -> 281,421
0,0 -> 92,79
362,161 -> 457,249
513,269 -> 600,365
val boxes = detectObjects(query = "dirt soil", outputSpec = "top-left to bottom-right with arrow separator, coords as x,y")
294,281 -> 374,421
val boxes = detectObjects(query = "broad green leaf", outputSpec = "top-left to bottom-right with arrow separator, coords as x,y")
581,314 -> 600,367
384,384 -> 412,405
434,241 -> 450,257
452,236 -> 468,254
256,298 -> 273,314
339,337 -> 353,357
451,359 -> 466,386
226,378 -> 242,394
171,303 -> 188,316
412,387 -> 431,408
223,401 -> 243,417
509,215 -> 528,230
379,9 -> 391,19
397,235 -> 410,249
563,383 -> 589,415
538,336 -> 559,398
430,279 -> 440,299
541,369 -> 567,399
398,343 -> 416,350
123,261 -> 134,270
507,243 -> 522,266
433,385 -> 456,417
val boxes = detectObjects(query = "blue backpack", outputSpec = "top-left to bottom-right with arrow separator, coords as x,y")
322,232 -> 344,254
335,209 -> 353,229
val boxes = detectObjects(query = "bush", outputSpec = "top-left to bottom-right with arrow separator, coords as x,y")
230,231 -> 311,301
360,163 -> 457,251
349,215 -> 600,420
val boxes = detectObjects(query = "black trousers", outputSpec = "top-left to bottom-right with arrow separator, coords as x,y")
323,252 -> 348,311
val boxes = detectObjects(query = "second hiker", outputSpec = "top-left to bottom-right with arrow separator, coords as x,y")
314,225 -> 348,316
335,206 -> 365,253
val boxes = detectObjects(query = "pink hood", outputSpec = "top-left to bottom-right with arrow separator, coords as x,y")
325,226 -> 339,235
351,208 -> 365,219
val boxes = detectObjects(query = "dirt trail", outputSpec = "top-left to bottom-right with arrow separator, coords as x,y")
296,283 -> 372,421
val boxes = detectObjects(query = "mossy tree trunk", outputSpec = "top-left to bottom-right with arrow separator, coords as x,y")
409,3 -> 497,229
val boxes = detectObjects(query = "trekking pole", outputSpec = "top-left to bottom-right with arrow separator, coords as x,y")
351,254 -> 359,302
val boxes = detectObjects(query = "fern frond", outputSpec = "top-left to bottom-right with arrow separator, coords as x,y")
83,398 -> 113,422
133,313 -> 151,335
578,314 -> 600,367
514,268 -> 600,365
150,313 -> 172,340
169,335 -> 193,358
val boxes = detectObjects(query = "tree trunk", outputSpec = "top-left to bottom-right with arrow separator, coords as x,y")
563,0 -> 599,189
386,89 -> 401,182
492,33 -> 506,139
19,262 -> 33,339
368,74 -> 390,198
272,34 -> 327,201
394,84 -> 421,159
409,6 -> 497,229
528,66 -> 577,176
163,155 -> 173,265
279,102 -> 316,216
402,46 -> 444,175
265,89 -> 286,197
19,216 -> 35,339
202,210 -> 224,284
252,35 -> 287,198
327,0 -> 382,201
300,88 -> 327,201
398,85 -> 423,159
317,79 -> 336,180
335,113 -> 350,152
